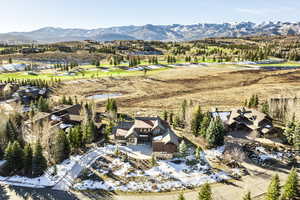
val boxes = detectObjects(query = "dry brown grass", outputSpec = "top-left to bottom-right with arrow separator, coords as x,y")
55,65 -> 300,115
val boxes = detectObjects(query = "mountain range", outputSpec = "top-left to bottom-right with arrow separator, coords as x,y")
1,21 -> 300,43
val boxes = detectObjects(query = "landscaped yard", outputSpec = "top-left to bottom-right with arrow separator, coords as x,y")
73,144 -> 230,192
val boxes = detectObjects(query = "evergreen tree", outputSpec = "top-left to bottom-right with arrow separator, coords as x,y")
53,130 -> 70,164
11,141 -> 24,173
61,95 -> 67,104
169,112 -> 174,125
181,99 -> 187,121
261,101 -> 269,115
151,154 -> 157,167
198,183 -> 212,200
284,120 -> 297,145
195,146 -> 202,160
191,105 -> 203,136
83,120 -> 97,144
173,114 -> 181,129
32,142 -> 47,177
163,110 -> 168,121
5,119 -> 17,141
243,192 -> 252,200
23,144 -> 33,177
68,126 -> 83,150
200,113 -> 211,137
4,142 -> 14,174
265,174 -> 281,200
114,145 -> 120,157
281,168 -> 299,200
244,99 -> 248,108
293,123 -> 300,150
206,117 -> 226,148
68,96 -> 73,105
178,193 -> 186,200
178,140 -> 188,157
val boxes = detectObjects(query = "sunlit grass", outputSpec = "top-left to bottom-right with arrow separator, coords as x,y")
0,66 -> 172,81
258,62 -> 300,67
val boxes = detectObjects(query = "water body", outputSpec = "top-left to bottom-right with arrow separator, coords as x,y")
87,93 -> 123,100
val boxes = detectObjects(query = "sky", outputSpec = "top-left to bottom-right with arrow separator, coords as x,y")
1,0 -> 300,33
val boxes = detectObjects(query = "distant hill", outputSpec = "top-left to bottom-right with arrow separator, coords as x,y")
1,21 -> 300,43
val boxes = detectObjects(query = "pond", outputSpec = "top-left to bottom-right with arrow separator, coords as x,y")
86,93 -> 123,100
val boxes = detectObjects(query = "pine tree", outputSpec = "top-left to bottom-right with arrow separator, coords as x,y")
265,174 -> 280,200
181,99 -> 187,121
5,119 -> 17,141
68,125 -> 83,150
163,110 -> 168,121
53,130 -> 70,164
200,113 -> 211,137
32,142 -> 47,177
23,144 -> 33,177
281,168 -> 299,200
151,154 -> 157,167
191,106 -> 203,136
195,147 -> 202,160
179,140 -> 188,157
215,117 -> 226,146
206,117 -> 225,148
261,101 -> 269,115
4,142 -> 14,174
169,112 -> 174,125
293,123 -> 300,150
198,183 -> 212,200
114,145 -> 120,157
178,193 -> 186,200
11,141 -> 24,173
83,120 -> 97,144
244,99 -> 248,108
243,192 -> 252,200
284,120 -> 297,145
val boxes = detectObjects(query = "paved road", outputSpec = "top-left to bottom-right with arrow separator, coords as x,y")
53,147 -> 109,191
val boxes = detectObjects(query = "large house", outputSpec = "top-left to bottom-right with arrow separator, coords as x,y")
22,104 -> 82,142
226,108 -> 273,136
114,116 -> 179,155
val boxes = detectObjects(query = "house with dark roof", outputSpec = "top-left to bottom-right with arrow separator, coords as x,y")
226,108 -> 273,136
114,116 -> 179,155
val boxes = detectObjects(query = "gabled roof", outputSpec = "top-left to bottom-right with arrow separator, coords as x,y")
153,129 -> 179,145
227,108 -> 271,130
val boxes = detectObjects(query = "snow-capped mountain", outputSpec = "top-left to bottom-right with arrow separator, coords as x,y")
1,21 -> 300,43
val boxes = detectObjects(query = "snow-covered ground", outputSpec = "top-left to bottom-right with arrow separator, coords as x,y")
254,146 -> 291,162
0,144 -> 230,193
73,145 -> 230,192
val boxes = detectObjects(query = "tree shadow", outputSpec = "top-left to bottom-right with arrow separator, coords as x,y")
81,190 -> 116,200
220,179 -> 242,188
0,185 -> 9,200
8,186 -> 80,200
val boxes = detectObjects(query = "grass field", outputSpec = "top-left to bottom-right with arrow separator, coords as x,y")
258,61 -> 300,66
0,66 -> 171,81
54,63 -> 300,117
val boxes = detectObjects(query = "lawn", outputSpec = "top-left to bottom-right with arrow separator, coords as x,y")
258,61 -> 300,67
0,66 -> 171,81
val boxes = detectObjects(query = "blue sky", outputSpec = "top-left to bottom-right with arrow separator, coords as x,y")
1,0 -> 300,33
